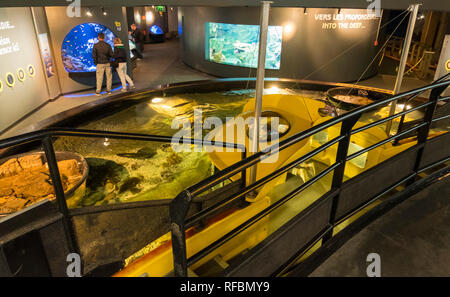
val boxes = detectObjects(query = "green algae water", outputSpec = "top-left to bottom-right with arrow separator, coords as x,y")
54,90 -> 259,208
53,88 -> 432,208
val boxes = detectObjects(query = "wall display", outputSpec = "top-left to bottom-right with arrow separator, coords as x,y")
180,7 -> 383,82
115,21 -> 122,31
17,68 -> 25,82
205,22 -> 283,70
27,64 -> 36,77
38,33 -> 55,78
5,73 -> 15,87
0,7 -> 49,132
61,22 -> 117,72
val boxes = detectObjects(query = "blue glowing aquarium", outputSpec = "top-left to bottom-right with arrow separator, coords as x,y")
205,22 -> 283,70
150,25 -> 164,35
61,23 -> 117,73
149,25 -> 165,43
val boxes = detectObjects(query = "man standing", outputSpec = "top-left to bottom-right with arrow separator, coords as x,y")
130,24 -> 144,59
93,33 -> 113,95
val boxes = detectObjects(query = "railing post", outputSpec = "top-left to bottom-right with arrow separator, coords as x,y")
42,137 -> 79,255
241,149 -> 247,187
323,116 -> 359,242
412,84 -> 449,175
170,190 -> 192,277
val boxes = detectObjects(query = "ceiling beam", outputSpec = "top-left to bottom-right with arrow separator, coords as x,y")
0,0 -> 448,12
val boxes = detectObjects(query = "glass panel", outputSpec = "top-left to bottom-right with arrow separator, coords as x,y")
205,22 -> 283,70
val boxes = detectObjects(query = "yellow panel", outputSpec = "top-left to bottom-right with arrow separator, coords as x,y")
114,196 -> 271,277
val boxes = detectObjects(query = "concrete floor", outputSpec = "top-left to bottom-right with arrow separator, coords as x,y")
310,175 -> 450,277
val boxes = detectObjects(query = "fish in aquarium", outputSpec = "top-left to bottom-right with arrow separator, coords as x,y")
61,23 -> 117,72
206,22 -> 282,70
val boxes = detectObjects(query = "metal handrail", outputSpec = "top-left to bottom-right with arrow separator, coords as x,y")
0,127 -> 245,151
169,74 -> 450,276
182,76 -> 450,200
0,127 -> 247,258
0,74 -> 448,276
395,72 -> 450,144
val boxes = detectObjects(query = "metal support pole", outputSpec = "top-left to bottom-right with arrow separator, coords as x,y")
42,137 -> 78,256
323,115 -> 360,242
249,1 -> 272,186
386,4 -> 420,135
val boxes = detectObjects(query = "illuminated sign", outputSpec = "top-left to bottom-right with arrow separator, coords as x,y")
156,6 -> 166,12
115,21 -> 122,31
0,80 -> 3,93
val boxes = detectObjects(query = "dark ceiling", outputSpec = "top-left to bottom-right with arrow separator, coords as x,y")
0,0 -> 448,12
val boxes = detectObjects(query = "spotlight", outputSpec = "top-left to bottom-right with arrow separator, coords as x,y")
337,8 -> 341,14
151,97 -> 164,103
303,7 -> 308,15
86,9 -> 92,17
266,86 -> 280,94
102,7 -> 107,16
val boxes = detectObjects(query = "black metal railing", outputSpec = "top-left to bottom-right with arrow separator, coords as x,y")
0,73 -> 448,276
0,128 -> 246,259
169,73 -> 450,276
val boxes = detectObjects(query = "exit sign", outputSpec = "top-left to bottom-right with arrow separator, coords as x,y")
156,6 -> 166,12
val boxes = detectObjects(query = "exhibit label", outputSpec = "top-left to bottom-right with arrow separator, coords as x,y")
0,20 -> 20,56
314,12 -> 378,30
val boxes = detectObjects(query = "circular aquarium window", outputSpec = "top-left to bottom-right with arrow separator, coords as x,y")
247,111 -> 290,143
150,25 -> 163,35
61,23 -> 117,73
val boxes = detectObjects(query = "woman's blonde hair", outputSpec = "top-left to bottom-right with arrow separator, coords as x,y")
114,38 -> 122,45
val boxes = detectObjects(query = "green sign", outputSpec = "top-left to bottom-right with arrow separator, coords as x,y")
156,6 -> 166,12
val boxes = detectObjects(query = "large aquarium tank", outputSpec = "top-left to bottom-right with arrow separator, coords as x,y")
205,22 -> 283,70
61,23 -> 117,72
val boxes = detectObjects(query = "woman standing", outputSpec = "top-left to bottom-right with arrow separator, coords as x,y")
113,38 -> 135,92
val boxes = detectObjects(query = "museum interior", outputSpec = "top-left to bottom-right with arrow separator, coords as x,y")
0,0 -> 448,278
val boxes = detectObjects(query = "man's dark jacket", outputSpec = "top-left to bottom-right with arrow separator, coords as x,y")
132,29 -> 145,43
93,41 -> 113,65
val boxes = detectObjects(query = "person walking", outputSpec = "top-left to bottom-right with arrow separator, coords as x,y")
92,33 -> 113,95
112,38 -> 135,92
